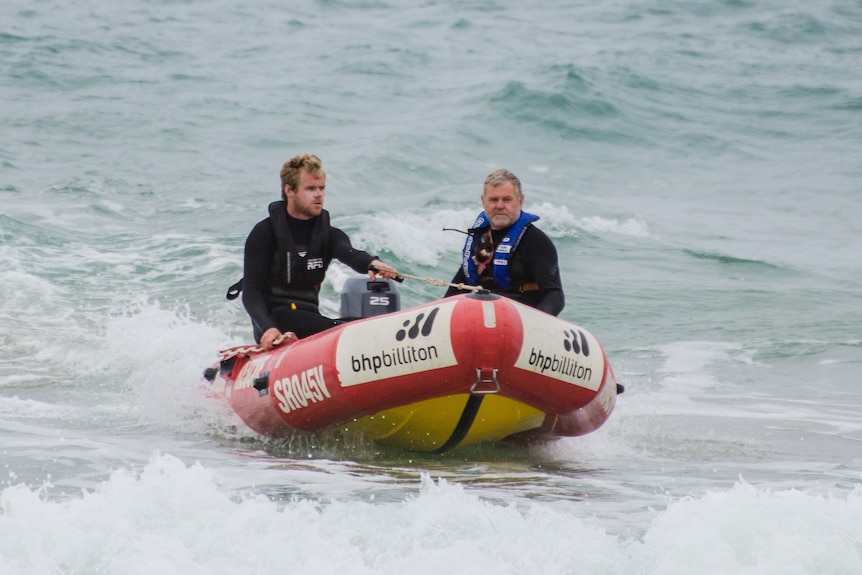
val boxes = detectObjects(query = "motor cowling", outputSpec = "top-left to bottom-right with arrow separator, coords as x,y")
339,277 -> 401,318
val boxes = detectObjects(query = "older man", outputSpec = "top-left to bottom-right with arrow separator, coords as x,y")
444,169 -> 564,316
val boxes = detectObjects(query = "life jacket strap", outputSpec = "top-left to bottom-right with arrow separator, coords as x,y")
226,277 -> 243,300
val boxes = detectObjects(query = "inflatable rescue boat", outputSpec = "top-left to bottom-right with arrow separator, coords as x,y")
203,278 -> 621,452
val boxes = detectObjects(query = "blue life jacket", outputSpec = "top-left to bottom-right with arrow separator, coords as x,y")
461,210 -> 539,290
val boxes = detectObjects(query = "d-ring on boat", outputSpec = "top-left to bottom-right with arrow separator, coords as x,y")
202,278 -> 621,453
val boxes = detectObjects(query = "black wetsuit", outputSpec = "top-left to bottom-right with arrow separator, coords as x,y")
242,206 -> 376,340
444,225 -> 565,316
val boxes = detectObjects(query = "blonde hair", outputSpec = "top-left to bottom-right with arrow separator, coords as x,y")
280,153 -> 325,199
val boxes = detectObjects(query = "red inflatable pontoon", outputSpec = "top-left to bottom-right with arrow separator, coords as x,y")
203,290 -> 620,452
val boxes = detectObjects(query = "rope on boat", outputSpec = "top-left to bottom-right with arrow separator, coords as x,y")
394,272 -> 481,292
370,264 -> 481,292
217,332 -> 297,360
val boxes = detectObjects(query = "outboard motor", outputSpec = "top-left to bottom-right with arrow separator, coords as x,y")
340,277 -> 400,319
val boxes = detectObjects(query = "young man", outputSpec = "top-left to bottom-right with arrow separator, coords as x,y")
445,169 -> 564,316
239,153 -> 397,349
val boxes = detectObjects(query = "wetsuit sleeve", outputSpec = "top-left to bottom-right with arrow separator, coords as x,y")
519,227 -> 565,316
241,219 -> 278,335
329,226 -> 376,273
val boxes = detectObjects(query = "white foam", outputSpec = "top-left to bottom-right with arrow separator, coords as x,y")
578,214 -> 650,237
336,206 -> 476,267
1,453 -> 860,574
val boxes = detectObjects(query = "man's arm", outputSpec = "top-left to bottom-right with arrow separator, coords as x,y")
522,227 -> 565,316
241,219 -> 278,336
330,226 -> 377,273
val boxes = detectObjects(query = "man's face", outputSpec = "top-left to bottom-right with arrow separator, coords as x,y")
481,181 -> 523,230
286,170 -> 326,219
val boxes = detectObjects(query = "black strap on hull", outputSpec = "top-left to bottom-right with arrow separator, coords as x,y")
435,395 -> 485,453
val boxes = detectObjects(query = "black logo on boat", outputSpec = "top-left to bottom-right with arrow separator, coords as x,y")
563,329 -> 590,357
350,307 -> 442,375
395,307 -> 440,341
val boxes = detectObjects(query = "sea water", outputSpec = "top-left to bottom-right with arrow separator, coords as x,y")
1,0 -> 861,573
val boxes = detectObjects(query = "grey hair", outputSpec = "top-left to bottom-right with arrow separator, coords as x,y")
484,168 -> 522,197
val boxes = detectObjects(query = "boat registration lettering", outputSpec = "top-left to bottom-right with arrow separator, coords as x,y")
235,356 -> 270,391
274,364 -> 330,414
